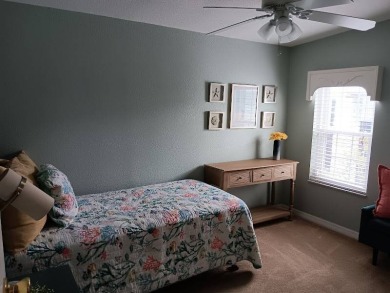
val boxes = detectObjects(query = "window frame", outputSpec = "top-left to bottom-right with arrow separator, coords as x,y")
309,86 -> 375,195
306,66 -> 383,195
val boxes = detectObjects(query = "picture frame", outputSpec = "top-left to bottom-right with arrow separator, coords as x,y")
230,84 -> 259,129
208,111 -> 224,130
209,83 -> 227,103
263,85 -> 276,103
261,112 -> 276,128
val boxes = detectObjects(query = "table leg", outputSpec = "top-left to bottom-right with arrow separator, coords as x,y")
289,179 -> 295,220
271,181 -> 276,205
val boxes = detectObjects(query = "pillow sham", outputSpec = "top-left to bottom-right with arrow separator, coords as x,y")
36,164 -> 78,227
0,151 -> 47,253
374,164 -> 390,219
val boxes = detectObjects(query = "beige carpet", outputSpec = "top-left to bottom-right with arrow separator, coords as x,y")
156,217 -> 390,293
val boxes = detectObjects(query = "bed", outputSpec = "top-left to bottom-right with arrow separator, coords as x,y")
5,179 -> 262,292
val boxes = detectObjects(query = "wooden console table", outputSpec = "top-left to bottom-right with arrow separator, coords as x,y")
204,159 -> 299,224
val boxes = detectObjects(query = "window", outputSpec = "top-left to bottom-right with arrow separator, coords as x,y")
309,86 -> 375,195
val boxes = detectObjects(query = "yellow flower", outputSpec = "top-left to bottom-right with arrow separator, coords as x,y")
269,132 -> 288,140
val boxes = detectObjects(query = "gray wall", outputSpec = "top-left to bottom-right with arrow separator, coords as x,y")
0,1 -> 290,207
287,20 -> 390,231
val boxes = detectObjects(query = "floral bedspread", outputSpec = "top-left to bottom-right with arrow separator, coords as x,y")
5,180 -> 262,292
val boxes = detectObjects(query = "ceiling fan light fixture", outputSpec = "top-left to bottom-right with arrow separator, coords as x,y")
275,16 -> 292,37
278,22 -> 303,44
257,20 -> 275,41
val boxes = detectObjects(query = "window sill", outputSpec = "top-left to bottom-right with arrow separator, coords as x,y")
308,179 -> 367,197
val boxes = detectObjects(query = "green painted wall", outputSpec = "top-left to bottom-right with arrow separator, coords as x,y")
0,1 -> 290,208
286,20 -> 390,231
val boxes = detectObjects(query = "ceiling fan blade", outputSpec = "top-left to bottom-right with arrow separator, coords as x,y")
204,6 -> 257,9
207,14 -> 272,35
257,21 -> 274,40
308,11 -> 376,31
279,22 -> 303,43
291,0 -> 352,10
203,6 -> 272,13
262,0 -> 297,6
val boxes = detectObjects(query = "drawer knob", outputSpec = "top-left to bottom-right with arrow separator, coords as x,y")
281,171 -> 285,174
237,176 -> 242,180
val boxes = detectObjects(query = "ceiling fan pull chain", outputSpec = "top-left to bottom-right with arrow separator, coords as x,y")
278,38 -> 282,56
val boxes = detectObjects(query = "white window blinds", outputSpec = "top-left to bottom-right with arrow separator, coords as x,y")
309,86 -> 376,195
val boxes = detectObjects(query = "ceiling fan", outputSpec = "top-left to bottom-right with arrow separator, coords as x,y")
204,0 -> 376,43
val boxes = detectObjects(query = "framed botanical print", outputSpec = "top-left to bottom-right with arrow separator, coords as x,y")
208,111 -> 224,130
261,112 -> 275,128
209,83 -> 227,102
263,85 -> 276,103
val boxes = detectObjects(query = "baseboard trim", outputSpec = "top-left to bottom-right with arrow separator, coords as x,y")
293,209 -> 359,240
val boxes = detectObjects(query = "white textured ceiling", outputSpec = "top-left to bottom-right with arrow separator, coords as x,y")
5,0 -> 390,46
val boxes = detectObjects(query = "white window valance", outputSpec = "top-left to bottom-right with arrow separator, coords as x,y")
306,66 -> 383,101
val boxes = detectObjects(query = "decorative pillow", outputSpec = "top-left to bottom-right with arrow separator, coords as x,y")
374,165 -> 390,219
36,164 -> 78,227
0,151 -> 48,253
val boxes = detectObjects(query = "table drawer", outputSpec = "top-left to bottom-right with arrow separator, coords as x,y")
273,165 -> 293,179
253,168 -> 272,182
227,171 -> 251,187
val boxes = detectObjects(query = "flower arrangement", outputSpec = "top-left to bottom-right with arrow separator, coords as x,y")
269,132 -> 288,141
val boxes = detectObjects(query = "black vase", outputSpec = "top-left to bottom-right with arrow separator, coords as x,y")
273,140 -> 281,160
